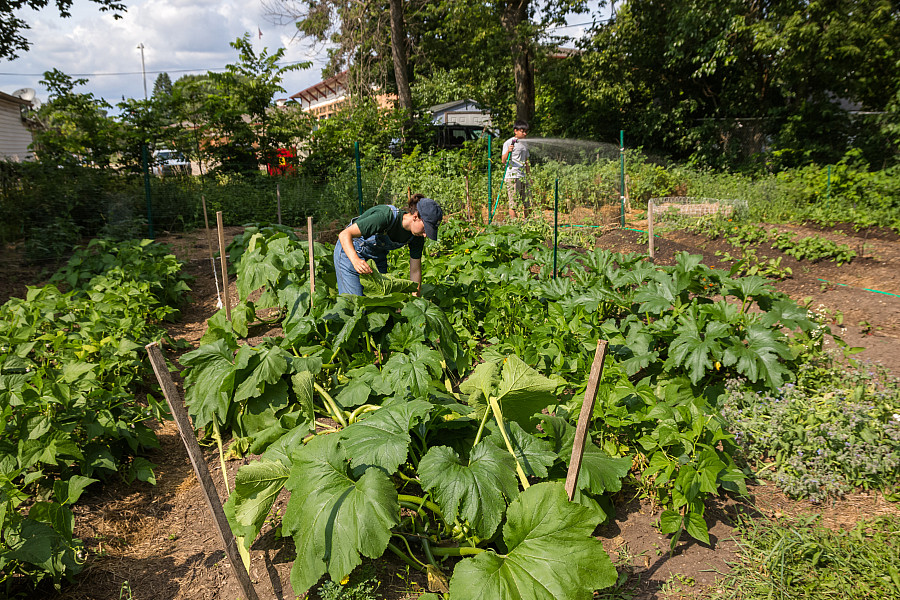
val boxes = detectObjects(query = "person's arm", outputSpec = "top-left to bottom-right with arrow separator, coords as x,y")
409,257 -> 422,296
501,139 -> 512,165
338,224 -> 373,274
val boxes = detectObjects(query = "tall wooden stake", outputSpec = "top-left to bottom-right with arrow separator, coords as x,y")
276,183 -> 282,225
648,199 -> 655,259
307,216 -> 316,305
216,211 -> 232,321
565,340 -> 609,501
201,196 -> 223,307
145,343 -> 259,600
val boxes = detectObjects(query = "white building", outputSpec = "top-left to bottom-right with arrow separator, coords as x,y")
429,99 -> 492,128
0,91 -> 34,161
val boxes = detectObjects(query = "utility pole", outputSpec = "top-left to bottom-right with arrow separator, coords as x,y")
137,43 -> 147,99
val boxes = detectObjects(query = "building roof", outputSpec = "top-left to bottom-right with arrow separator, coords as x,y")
290,71 -> 349,105
0,91 -> 32,106
429,99 -> 483,114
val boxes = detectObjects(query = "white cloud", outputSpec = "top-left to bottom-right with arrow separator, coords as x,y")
0,0 -> 327,107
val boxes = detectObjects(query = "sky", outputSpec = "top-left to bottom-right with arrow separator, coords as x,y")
0,0 -> 608,111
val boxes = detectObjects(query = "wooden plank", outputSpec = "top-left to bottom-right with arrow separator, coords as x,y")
648,199 -> 655,259
145,342 -> 259,600
565,340 -> 609,501
307,216 -> 316,304
216,211 -> 232,321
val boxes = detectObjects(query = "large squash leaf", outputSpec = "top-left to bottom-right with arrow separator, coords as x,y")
223,459 -> 290,550
539,416 -> 631,495
180,339 -> 236,428
485,420 -> 557,478
381,344 -> 443,398
282,434 -> 398,596
448,482 -> 616,600
418,442 -> 518,540
360,262 -> 418,296
233,345 -> 291,403
495,355 -> 557,428
339,398 -> 432,474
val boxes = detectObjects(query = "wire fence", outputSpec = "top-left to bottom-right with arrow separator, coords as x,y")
1,134 -> 638,268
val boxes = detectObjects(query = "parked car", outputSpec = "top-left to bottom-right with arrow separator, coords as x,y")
390,124 -> 497,156
433,124 -> 494,149
151,149 -> 190,176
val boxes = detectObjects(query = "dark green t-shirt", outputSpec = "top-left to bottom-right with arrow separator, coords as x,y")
354,205 -> 425,259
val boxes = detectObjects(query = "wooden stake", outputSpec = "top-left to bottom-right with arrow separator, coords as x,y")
145,343 -> 259,600
565,340 -> 608,501
464,174 -> 472,221
216,211 -> 232,321
276,183 -> 282,225
201,196 -> 222,305
307,216 -> 316,305
648,199 -> 655,259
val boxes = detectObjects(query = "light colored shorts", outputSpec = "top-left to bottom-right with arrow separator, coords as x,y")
505,178 -> 530,210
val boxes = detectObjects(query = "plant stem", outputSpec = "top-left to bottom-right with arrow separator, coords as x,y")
348,404 -> 380,423
430,546 -> 486,557
488,396 -> 530,489
211,419 -> 230,495
313,382 -> 348,428
472,402 -> 491,447
389,537 -> 428,571
398,494 -> 444,518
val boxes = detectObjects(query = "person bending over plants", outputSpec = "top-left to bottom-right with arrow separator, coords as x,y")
333,193 -> 443,296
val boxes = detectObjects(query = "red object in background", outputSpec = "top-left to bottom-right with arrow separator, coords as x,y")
267,148 -> 297,175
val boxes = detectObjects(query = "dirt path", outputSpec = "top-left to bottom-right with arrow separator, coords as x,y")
10,220 -> 897,600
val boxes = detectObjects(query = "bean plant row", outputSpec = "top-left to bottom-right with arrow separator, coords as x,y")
179,219 -> 838,598
0,239 -> 192,593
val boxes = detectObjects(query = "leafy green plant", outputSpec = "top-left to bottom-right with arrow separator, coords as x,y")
0,238 -> 190,592
174,217 -> 851,595
721,364 -> 900,501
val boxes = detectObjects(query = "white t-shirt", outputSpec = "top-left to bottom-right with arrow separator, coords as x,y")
502,137 -> 529,180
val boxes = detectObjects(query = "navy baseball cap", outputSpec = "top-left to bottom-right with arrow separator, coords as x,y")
417,197 -> 443,240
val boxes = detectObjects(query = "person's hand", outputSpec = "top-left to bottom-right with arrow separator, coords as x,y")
353,257 -> 373,274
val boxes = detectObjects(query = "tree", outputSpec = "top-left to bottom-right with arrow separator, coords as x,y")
31,68 -> 118,167
0,0 -> 127,60
199,33 -> 311,173
265,0 -> 589,130
570,0 -> 900,167
152,72 -> 173,99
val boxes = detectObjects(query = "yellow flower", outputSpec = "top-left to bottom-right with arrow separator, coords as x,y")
340,575 -> 350,585
715,361 -> 722,370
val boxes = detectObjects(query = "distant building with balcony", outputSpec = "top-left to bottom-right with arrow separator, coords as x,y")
290,71 -> 397,120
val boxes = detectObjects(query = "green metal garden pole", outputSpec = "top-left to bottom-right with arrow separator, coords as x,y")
355,141 -> 363,216
142,144 -> 154,239
619,130 -> 625,228
487,135 -> 493,223
553,178 -> 559,278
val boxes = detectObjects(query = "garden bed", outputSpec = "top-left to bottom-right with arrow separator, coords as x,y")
5,217 -> 899,600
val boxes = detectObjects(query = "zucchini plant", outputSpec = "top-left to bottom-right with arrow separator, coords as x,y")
179,219 -> 840,597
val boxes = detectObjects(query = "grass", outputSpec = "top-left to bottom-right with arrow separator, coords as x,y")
716,512 -> 900,600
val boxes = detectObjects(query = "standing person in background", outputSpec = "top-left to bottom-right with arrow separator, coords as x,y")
333,194 -> 444,296
501,121 -> 531,220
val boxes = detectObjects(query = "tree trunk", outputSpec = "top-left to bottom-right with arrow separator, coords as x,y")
501,0 -> 535,125
389,0 -> 413,117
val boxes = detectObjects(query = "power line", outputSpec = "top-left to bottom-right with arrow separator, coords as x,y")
0,60 -> 311,78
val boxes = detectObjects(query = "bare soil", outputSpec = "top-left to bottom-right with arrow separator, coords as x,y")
4,215 -> 898,600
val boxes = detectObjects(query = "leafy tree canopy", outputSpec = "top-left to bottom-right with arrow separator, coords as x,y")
0,0 -> 127,60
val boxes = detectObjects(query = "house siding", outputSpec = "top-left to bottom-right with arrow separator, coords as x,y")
0,95 -> 33,161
